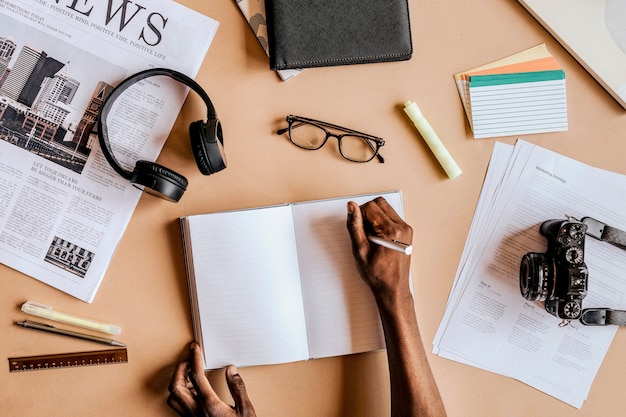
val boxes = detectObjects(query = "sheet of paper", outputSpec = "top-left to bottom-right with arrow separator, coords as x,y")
184,206 -> 309,369
434,140 -> 626,408
292,191 -> 403,359
436,142 -> 515,316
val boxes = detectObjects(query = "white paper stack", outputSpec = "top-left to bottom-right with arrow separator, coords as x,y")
433,140 -> 626,408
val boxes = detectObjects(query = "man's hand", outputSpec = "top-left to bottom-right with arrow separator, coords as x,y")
346,196 -> 413,302
168,342 -> 257,417
347,197 -> 446,417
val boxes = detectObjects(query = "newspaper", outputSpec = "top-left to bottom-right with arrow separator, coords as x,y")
0,0 -> 218,302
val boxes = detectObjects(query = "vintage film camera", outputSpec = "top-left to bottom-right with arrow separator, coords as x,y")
519,219 -> 589,321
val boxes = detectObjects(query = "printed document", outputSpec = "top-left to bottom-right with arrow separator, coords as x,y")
0,0 -> 218,302
434,140 -> 626,408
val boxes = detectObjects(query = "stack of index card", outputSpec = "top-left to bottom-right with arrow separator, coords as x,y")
454,44 -> 568,139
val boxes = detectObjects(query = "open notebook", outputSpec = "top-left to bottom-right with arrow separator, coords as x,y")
180,191 -> 403,369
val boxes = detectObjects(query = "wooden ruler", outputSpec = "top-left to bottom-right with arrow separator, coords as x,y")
8,348 -> 128,372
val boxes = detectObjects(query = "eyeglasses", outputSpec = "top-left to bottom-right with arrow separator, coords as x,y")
277,115 -> 385,163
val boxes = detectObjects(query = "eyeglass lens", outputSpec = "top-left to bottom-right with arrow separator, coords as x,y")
289,121 -> 378,162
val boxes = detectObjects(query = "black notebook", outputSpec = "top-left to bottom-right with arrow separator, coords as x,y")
265,0 -> 413,70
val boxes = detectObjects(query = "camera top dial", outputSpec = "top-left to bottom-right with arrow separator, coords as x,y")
557,222 -> 585,245
565,246 -> 584,265
562,300 -> 582,320
568,223 -> 585,240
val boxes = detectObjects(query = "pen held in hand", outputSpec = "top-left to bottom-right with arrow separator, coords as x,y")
15,320 -> 126,347
367,236 -> 413,255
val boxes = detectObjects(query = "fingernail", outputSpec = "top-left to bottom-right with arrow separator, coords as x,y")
347,202 -> 354,215
227,365 -> 240,378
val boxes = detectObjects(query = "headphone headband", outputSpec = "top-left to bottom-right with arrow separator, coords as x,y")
96,68 -> 226,202
97,68 -> 216,179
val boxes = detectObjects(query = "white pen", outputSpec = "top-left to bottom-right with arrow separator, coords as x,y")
367,236 -> 413,255
21,301 -> 121,335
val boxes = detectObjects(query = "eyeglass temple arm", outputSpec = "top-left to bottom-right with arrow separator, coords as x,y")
310,120 -> 382,142
280,120 -> 383,144
277,120 -> 310,136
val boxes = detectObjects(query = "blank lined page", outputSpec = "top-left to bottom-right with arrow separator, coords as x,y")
184,205 -> 309,369
292,191 -> 403,359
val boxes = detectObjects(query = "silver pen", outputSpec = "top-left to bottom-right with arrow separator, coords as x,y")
15,320 -> 126,347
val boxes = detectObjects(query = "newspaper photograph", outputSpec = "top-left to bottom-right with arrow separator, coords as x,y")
0,0 -> 219,302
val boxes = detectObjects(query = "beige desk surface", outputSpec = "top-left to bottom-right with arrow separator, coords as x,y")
3,1 -> 626,416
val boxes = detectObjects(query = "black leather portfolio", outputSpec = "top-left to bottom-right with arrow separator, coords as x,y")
265,0 -> 413,70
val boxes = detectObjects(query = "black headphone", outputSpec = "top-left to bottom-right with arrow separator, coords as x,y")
97,68 -> 226,202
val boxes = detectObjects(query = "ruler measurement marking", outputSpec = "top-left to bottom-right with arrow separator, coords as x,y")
9,348 -> 128,372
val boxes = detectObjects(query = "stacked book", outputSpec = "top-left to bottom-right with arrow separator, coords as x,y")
234,0 -> 412,79
234,0 -> 302,81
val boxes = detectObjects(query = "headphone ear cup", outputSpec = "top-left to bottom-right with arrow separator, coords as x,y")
130,160 -> 188,202
189,119 -> 226,175
189,120 -> 213,175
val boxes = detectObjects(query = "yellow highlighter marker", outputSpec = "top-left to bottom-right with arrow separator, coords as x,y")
21,301 -> 121,335
403,100 -> 462,179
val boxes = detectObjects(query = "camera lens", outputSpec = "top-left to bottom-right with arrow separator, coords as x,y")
519,253 -> 550,301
